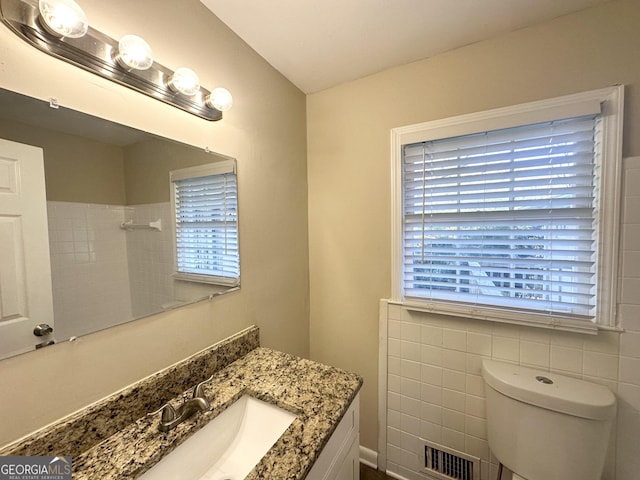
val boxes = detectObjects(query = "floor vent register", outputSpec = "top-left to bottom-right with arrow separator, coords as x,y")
420,441 -> 480,480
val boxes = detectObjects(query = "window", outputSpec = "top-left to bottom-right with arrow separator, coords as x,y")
170,160 -> 239,286
392,87 -> 623,332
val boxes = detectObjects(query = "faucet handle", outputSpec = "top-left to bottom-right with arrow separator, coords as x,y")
193,374 -> 214,399
148,402 -> 177,423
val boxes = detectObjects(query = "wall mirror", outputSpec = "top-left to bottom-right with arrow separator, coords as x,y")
0,87 -> 239,361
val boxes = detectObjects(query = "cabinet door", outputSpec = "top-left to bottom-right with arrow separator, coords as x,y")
0,138 -> 54,359
334,433 -> 360,480
306,394 -> 360,480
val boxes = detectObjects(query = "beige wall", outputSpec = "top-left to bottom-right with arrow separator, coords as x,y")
0,0 -> 308,446
0,118 -> 127,204
0,117 -> 230,206
307,0 -> 640,469
123,138 -> 226,205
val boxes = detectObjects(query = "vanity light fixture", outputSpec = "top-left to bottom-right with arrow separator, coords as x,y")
38,0 -> 87,38
206,87 -> 233,112
167,67 -> 200,96
0,0 -> 231,121
114,34 -> 153,71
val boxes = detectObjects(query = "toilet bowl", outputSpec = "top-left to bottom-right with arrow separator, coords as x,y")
482,359 -> 616,480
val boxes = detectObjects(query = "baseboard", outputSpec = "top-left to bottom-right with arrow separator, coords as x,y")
386,471 -> 412,480
359,445 -> 378,469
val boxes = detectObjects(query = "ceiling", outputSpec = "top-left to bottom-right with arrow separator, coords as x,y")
200,0 -> 609,94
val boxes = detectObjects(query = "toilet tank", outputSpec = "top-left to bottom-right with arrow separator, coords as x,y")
481,360 -> 616,480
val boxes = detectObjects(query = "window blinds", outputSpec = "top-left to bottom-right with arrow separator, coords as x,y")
174,172 -> 239,282
402,115 -> 600,321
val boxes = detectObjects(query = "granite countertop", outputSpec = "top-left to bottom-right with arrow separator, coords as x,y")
74,347 -> 362,479
0,328 -> 362,480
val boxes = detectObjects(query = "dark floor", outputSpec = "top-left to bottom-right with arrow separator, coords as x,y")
361,464 -> 394,480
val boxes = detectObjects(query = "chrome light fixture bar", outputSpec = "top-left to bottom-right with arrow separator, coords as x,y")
0,0 -> 230,121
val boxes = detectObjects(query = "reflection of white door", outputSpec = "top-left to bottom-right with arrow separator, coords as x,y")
0,138 -> 54,359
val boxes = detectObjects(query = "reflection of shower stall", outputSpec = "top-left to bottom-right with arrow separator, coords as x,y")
47,201 -> 175,340
123,202 -> 175,317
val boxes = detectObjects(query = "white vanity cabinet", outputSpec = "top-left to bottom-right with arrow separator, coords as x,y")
306,393 -> 360,480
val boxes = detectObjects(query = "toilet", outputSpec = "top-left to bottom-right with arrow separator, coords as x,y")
481,359 -> 616,480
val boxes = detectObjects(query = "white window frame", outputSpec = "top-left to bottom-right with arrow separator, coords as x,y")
170,159 -> 240,287
391,86 -> 624,333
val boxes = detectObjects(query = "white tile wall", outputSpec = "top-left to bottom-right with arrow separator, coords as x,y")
383,156 -> 640,480
47,202 -> 133,340
47,201 -> 178,341
385,304 -> 622,480
616,156 -> 640,480
124,202 -> 175,317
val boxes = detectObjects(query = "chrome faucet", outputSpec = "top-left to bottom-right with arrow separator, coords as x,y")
149,375 -> 214,432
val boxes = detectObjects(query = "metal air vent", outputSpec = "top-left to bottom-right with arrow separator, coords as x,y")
420,440 -> 480,480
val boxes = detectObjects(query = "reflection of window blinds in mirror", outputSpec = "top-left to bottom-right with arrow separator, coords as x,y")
172,161 -> 239,285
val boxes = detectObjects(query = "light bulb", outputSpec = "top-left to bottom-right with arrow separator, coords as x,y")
38,0 -> 88,39
167,67 -> 200,96
206,87 -> 233,112
115,35 -> 153,71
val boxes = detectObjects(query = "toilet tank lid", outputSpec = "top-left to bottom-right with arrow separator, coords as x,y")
481,360 -> 616,420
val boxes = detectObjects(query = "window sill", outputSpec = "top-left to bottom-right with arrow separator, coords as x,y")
172,272 -> 239,287
389,299 -> 619,335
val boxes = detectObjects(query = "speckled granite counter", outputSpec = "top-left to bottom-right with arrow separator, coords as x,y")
0,326 -> 362,480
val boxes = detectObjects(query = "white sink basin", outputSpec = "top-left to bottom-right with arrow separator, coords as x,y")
139,395 -> 297,480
